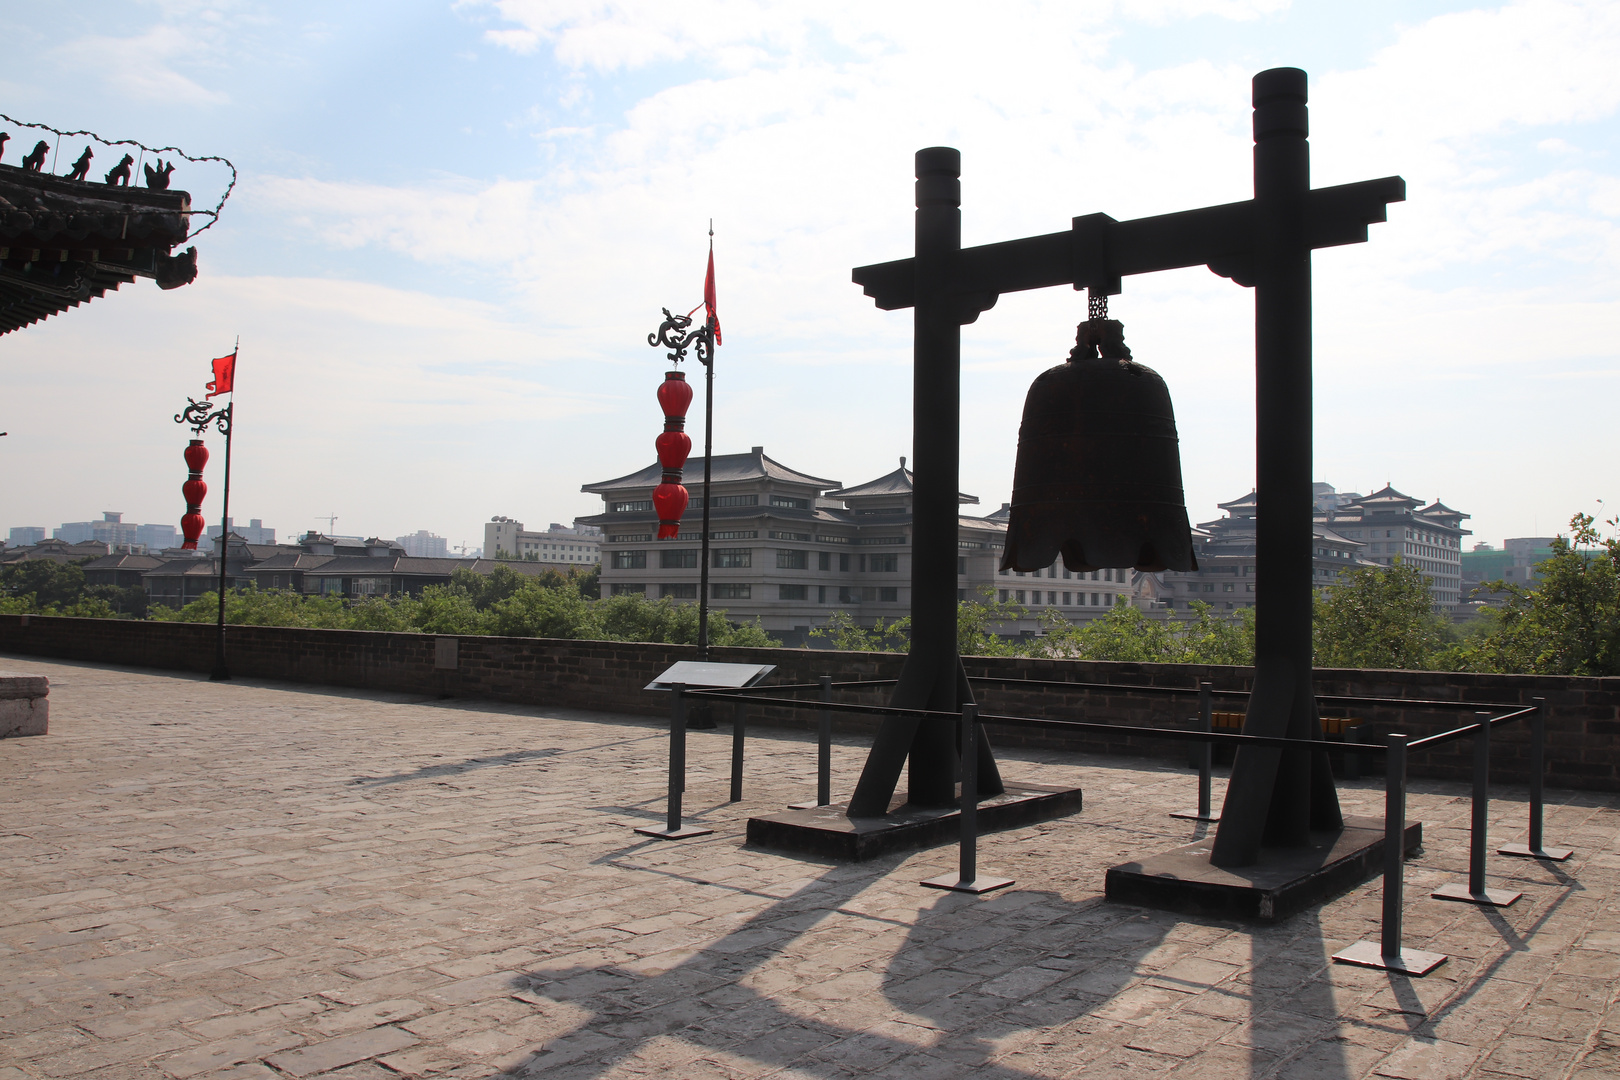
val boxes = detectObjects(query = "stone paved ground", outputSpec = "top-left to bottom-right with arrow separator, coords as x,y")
3,657 -> 1620,1080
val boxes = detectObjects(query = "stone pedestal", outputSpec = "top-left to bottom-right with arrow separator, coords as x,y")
0,673 -> 49,737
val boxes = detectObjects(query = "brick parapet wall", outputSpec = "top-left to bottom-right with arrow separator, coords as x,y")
2,614 -> 1615,791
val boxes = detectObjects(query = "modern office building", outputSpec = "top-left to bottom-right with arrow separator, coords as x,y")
483,518 -> 601,570
1316,485 -> 1471,610
396,530 -> 450,558
7,527 -> 45,547
205,518 -> 277,545
1150,490 -> 1379,612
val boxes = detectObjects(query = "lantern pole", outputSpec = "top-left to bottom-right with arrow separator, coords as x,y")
211,397 -> 233,681
174,390 -> 233,679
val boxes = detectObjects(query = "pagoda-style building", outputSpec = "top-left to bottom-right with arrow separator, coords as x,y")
0,146 -> 199,335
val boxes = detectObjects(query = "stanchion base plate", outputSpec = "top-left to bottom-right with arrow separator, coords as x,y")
634,825 -> 714,841
920,873 -> 1014,894
1431,882 -> 1521,906
1332,940 -> 1448,976
1498,843 -> 1573,861
787,797 -> 843,810
1169,810 -> 1220,822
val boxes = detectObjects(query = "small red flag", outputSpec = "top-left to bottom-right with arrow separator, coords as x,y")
205,351 -> 236,399
703,246 -> 721,346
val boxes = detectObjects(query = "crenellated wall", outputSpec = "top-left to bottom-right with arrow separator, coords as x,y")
3,614 -> 1615,791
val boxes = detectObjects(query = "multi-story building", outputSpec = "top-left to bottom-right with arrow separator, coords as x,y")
7,527 -> 46,547
396,530 -> 450,558
581,447 -> 1122,642
483,518 -> 601,569
206,518 -> 277,545
982,504 -> 1136,614
50,514 -> 180,552
1316,485 -> 1471,610
1148,490 -> 1379,612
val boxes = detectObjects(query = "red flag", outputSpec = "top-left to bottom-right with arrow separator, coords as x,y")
703,245 -> 721,346
205,351 -> 236,399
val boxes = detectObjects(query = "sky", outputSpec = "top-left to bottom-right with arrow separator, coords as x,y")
0,0 -> 1615,553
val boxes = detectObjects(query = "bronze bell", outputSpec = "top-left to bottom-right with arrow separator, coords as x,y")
1001,310 -> 1197,574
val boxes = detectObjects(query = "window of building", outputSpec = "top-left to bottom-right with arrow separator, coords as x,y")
1062,569 -> 1071,579
879,587 -> 898,602
611,550 -> 646,570
709,530 -> 758,540
1103,568 -> 1112,582
869,553 -> 898,573
1246,583 -> 1255,592
610,583 -> 645,596
610,500 -> 653,513
1047,591 -> 1057,605
839,553 -> 850,572
770,495 -> 810,510
661,583 -> 697,599
712,583 -> 751,599
818,534 -> 850,544
660,549 -> 698,569
819,552 -> 831,571
839,586 -> 856,604
779,584 -> 808,600
1091,592 -> 1100,605
999,589 -> 1009,602
1090,570 -> 1100,581
777,549 -> 808,570
1204,583 -> 1216,592
1223,582 -> 1235,592
855,536 -> 906,546
714,548 -> 751,568
1016,590 -> 1026,604
1062,592 -> 1071,605
610,534 -> 652,543
818,585 -> 826,603
957,557 -> 966,575
770,530 -> 811,541
711,494 -> 758,507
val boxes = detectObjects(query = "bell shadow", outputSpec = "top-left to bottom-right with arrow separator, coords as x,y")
495,863 -> 1181,1078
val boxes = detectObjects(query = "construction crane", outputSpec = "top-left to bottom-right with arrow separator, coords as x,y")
314,514 -> 338,534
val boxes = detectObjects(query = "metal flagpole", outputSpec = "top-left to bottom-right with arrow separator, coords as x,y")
696,223 -> 716,660
210,338 -> 237,681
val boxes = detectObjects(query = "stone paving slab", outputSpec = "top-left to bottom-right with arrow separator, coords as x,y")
2,655 -> 1618,1079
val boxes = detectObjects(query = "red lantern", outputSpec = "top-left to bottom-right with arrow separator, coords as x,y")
655,370 -> 692,539
180,438 -> 208,549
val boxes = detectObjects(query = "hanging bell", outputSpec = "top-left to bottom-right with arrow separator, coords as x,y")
1001,308 -> 1197,574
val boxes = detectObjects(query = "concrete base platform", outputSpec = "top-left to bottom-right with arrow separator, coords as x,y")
746,783 -> 1083,862
1105,814 -> 1422,922
0,673 -> 49,738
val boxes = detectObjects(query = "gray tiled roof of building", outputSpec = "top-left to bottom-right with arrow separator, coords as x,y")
581,447 -> 840,493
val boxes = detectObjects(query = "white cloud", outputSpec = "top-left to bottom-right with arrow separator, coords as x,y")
50,26 -> 230,106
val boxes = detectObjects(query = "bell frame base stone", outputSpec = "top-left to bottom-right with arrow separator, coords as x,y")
1498,842 -> 1573,862
1331,940 -> 1448,976
746,783 -> 1083,863
1431,882 -> 1522,907
634,824 -> 714,841
1169,810 -> 1220,822
921,873 -> 1015,894
1105,815 -> 1421,923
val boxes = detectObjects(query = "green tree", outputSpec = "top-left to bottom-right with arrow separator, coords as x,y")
1314,558 -> 1448,670
0,559 -> 92,610
1034,603 -> 1180,662
811,610 -> 913,652
408,585 -> 488,635
1448,513 -> 1620,676
1174,601 -> 1256,665
956,590 -> 1031,657
151,587 -> 351,628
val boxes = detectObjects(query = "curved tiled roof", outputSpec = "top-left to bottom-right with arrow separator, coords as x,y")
582,447 -> 839,494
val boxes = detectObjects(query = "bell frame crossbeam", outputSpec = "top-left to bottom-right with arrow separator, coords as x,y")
847,67 -> 1404,866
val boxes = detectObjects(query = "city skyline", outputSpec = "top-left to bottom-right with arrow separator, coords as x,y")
1,2 -> 1614,548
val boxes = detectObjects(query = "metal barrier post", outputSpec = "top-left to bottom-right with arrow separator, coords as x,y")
635,684 -> 713,840
1171,681 -> 1218,822
1333,733 -> 1446,974
729,698 -> 746,803
787,675 -> 836,810
818,675 -> 833,806
1434,712 -> 1520,906
922,704 -> 1012,894
1501,695 -> 1573,860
